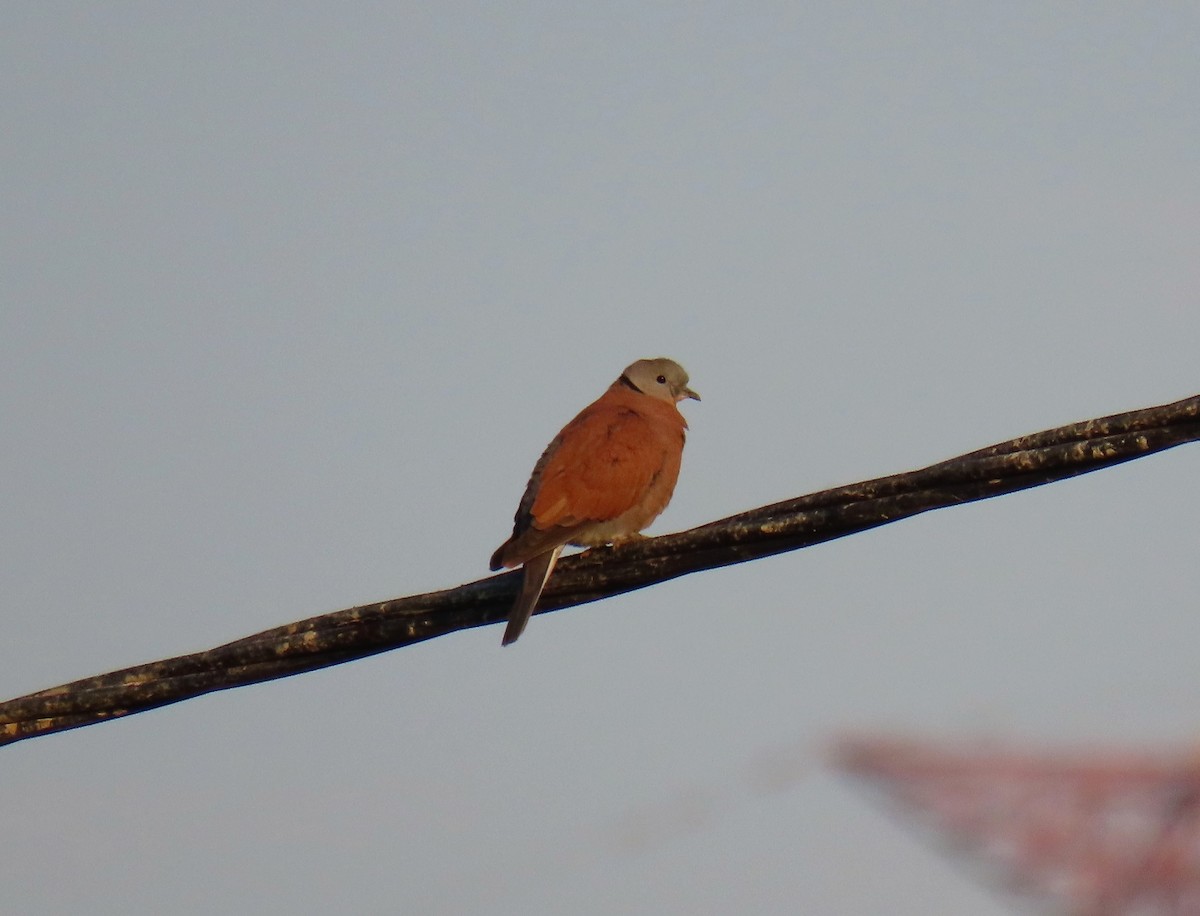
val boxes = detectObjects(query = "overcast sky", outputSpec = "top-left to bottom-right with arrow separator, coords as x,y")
3,4 -> 1198,914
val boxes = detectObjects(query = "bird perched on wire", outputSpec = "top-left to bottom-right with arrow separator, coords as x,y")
490,357 -> 700,646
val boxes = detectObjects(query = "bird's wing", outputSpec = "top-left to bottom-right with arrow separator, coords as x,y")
528,403 -> 663,528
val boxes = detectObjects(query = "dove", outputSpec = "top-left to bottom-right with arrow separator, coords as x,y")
490,358 -> 698,645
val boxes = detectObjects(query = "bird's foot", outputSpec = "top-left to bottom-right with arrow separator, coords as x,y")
610,532 -> 647,547
579,533 -> 646,558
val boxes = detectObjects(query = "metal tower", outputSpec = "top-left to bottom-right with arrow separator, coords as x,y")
834,736 -> 1200,915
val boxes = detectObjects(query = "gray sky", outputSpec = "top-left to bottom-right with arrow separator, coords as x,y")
2,4 -> 1197,914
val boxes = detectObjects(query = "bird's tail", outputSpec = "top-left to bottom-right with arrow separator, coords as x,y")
502,546 -> 563,646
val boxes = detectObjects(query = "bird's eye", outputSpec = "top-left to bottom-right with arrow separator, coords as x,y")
656,375 -> 667,384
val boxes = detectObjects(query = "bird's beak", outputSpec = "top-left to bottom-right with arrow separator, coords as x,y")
679,386 -> 701,402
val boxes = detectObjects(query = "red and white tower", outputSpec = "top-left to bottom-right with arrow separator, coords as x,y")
834,736 -> 1200,915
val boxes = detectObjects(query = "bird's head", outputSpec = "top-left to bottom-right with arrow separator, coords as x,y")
621,357 -> 700,404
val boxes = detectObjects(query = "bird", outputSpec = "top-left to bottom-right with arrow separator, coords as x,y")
490,357 -> 699,646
